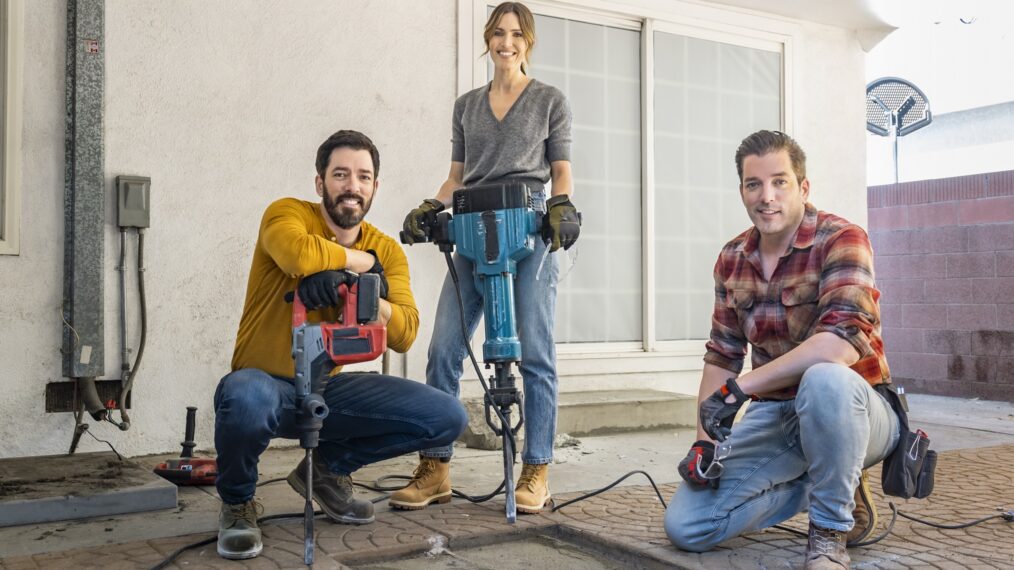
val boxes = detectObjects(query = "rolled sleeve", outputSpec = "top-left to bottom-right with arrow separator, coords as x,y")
704,259 -> 747,373
814,226 -> 881,358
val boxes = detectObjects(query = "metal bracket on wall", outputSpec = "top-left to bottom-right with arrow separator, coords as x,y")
62,0 -> 105,378
45,380 -> 131,414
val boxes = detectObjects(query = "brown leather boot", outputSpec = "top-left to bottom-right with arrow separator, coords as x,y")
389,456 -> 452,510
805,523 -> 851,569
846,469 -> 877,546
287,453 -> 374,524
515,463 -> 551,514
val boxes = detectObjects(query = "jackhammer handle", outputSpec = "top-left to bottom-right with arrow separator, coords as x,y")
181,406 -> 197,458
284,273 -> 355,304
400,208 -> 445,245
399,229 -> 432,245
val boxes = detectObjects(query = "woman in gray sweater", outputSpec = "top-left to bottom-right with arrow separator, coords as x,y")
396,1 -> 581,515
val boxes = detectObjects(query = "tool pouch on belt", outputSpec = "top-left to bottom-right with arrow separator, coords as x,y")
876,383 -> 937,499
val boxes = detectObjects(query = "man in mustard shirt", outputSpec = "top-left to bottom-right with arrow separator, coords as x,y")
214,130 -> 468,560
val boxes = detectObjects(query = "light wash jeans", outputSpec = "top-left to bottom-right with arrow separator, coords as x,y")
421,191 -> 560,465
665,363 -> 900,551
214,368 -> 468,505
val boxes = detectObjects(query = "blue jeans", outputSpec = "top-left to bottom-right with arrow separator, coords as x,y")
422,203 -> 560,464
665,363 -> 900,551
214,368 -> 468,505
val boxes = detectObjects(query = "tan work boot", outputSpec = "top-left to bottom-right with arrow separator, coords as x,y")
515,463 -> 551,514
805,523 -> 851,569
389,456 -> 452,510
846,469 -> 877,546
217,499 -> 263,560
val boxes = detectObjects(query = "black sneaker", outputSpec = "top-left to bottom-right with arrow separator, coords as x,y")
287,452 -> 374,524
217,499 -> 263,560
805,523 -> 851,569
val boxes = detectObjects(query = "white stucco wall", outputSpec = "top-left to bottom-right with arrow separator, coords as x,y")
1,0 -> 71,458
794,22 -> 869,228
0,0 -> 868,458
1,0 -> 457,458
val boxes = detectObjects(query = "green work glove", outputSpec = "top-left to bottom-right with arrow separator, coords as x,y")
542,195 -> 582,252
401,199 -> 445,244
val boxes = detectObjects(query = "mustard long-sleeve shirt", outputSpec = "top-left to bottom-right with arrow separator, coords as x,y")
231,198 -> 419,377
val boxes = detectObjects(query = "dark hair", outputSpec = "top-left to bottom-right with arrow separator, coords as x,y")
315,130 -> 380,178
482,2 -> 537,74
734,130 -> 806,184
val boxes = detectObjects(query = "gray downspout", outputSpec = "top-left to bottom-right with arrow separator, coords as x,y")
62,0 -> 106,420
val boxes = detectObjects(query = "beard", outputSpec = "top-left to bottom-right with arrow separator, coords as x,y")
323,191 -> 373,229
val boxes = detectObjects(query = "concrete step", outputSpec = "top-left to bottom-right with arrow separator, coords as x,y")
558,389 -> 697,436
459,389 -> 697,450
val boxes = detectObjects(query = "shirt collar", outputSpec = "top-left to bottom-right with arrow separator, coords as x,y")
793,203 -> 818,250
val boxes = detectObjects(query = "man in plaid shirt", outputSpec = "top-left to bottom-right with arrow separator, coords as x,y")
664,131 -> 900,570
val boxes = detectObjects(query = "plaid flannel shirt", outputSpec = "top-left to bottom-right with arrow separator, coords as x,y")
704,203 -> 890,398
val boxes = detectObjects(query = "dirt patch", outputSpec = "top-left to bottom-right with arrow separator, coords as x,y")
0,453 -> 159,502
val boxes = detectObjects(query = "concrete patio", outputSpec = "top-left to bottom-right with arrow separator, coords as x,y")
1,394 -> 1012,569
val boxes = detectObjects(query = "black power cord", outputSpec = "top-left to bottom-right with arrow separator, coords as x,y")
151,450 -> 1012,568
355,473 -> 509,503
150,477 -> 392,569
772,503 -> 1013,547
551,470 -> 668,512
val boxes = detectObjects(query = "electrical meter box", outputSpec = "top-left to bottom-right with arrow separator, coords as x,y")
116,175 -> 151,228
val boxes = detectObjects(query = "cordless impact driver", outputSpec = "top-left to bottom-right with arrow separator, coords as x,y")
401,181 -> 541,523
287,273 -> 386,565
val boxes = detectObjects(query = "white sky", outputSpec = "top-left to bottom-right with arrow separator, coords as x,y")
866,0 -> 1014,114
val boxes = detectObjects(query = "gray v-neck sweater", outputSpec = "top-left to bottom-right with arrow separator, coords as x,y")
451,79 -> 572,188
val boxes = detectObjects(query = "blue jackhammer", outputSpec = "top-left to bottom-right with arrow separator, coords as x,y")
402,181 -> 541,523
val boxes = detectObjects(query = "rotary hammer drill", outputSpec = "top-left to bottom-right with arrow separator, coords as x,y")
286,273 -> 386,565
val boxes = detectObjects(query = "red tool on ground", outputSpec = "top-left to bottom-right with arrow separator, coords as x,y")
154,406 -> 217,485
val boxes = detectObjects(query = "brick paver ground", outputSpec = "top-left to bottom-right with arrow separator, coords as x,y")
2,445 -> 1012,569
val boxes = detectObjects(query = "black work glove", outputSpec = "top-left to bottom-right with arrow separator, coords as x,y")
364,249 -> 389,299
297,270 -> 354,311
401,199 -> 445,244
678,440 -> 720,489
542,195 -> 582,252
699,378 -> 750,442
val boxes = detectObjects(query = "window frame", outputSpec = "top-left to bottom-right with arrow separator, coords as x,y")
0,0 -> 23,256
458,0 -> 800,362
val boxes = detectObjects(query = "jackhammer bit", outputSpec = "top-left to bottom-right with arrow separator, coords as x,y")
292,323 -> 331,566
484,362 -> 525,523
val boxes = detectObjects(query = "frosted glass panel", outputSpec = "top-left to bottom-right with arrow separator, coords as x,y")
653,31 -> 781,341
527,15 -> 642,344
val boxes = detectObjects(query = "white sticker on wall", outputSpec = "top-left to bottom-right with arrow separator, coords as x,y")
80,345 -> 92,365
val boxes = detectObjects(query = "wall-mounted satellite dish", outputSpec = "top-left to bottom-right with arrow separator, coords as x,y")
866,77 -> 932,183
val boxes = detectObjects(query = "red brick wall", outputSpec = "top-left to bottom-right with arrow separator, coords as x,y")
868,170 -> 1014,401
